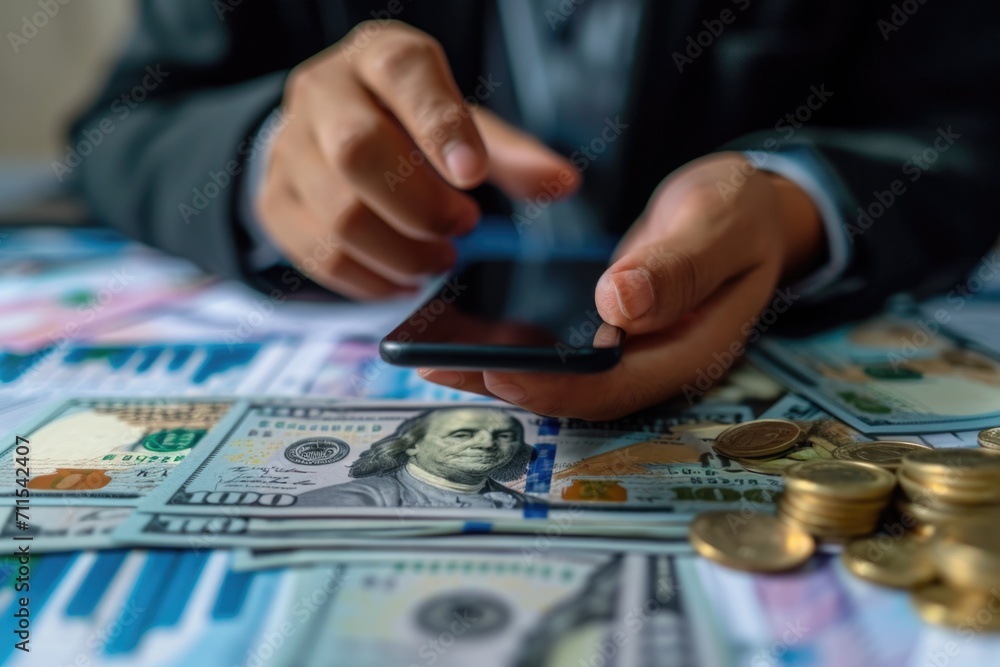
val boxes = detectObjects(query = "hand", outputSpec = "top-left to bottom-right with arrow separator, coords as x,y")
257,21 -> 580,298
420,152 -> 825,419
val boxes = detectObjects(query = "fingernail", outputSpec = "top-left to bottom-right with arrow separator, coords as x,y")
443,141 -> 481,186
420,370 -> 464,386
489,383 -> 527,403
612,269 -> 654,320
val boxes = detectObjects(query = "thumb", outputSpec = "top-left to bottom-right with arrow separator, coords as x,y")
595,235 -> 739,335
474,108 -> 581,200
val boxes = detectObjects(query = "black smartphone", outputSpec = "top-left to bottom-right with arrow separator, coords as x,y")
380,258 -> 624,372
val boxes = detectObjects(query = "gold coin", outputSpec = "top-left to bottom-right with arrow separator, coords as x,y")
832,441 -> 931,469
776,510 -> 876,539
902,465 -> 1000,492
778,499 -> 879,531
784,490 -> 890,517
713,419 -> 802,459
842,535 -> 936,588
896,468 -> 1000,506
912,585 -> 1000,631
902,448 -> 1000,482
979,428 -> 1000,451
896,499 -> 975,526
689,511 -> 814,572
779,492 -> 885,521
784,460 -> 897,501
929,531 -> 1000,590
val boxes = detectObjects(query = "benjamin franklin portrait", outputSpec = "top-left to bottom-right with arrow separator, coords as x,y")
295,407 -> 534,508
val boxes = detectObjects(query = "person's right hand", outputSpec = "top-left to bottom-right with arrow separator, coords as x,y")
257,20 -> 580,298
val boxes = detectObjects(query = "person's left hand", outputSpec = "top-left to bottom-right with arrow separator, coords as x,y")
417,152 -> 826,419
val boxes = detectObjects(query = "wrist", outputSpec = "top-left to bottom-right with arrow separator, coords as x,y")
765,172 -> 825,282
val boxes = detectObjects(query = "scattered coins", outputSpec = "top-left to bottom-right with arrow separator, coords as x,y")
978,427 -> 1000,451
712,419 -> 801,459
688,511 -> 814,573
842,535 -> 936,588
832,441 -> 930,470
692,427 -> 1000,633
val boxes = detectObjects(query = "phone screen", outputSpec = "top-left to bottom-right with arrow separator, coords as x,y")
383,259 -> 622,357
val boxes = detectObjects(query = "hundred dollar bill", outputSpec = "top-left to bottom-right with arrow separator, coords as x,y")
261,553 -> 724,667
139,399 -> 783,521
229,544 -> 691,571
0,397 -> 237,504
0,504 -> 131,552
111,510 -> 691,552
751,315 -> 1000,433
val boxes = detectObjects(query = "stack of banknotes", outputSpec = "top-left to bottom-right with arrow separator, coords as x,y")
6,230 -> 1000,665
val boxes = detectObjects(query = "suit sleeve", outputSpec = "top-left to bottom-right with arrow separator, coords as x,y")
67,0 -> 321,290
724,1 -> 1000,331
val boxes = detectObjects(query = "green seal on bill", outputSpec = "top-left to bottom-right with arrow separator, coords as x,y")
141,428 -> 207,452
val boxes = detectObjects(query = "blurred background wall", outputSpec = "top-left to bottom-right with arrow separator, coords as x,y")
0,0 -> 135,217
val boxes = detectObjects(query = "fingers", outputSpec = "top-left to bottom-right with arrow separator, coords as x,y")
595,213 -> 759,336
429,266 -> 777,420
332,204 -> 457,284
474,108 -> 582,200
280,133 -> 457,283
352,22 -> 489,188
417,369 -> 491,397
298,73 -> 480,241
256,180 -> 414,300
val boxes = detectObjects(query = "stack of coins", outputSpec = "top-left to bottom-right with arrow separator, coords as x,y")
712,419 -> 801,470
893,446 -> 1000,628
778,460 -> 897,540
895,448 -> 1000,536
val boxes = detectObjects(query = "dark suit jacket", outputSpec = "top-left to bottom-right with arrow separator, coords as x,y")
69,0 -> 1000,331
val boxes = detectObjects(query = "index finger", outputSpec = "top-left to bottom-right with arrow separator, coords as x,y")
352,22 -> 489,189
